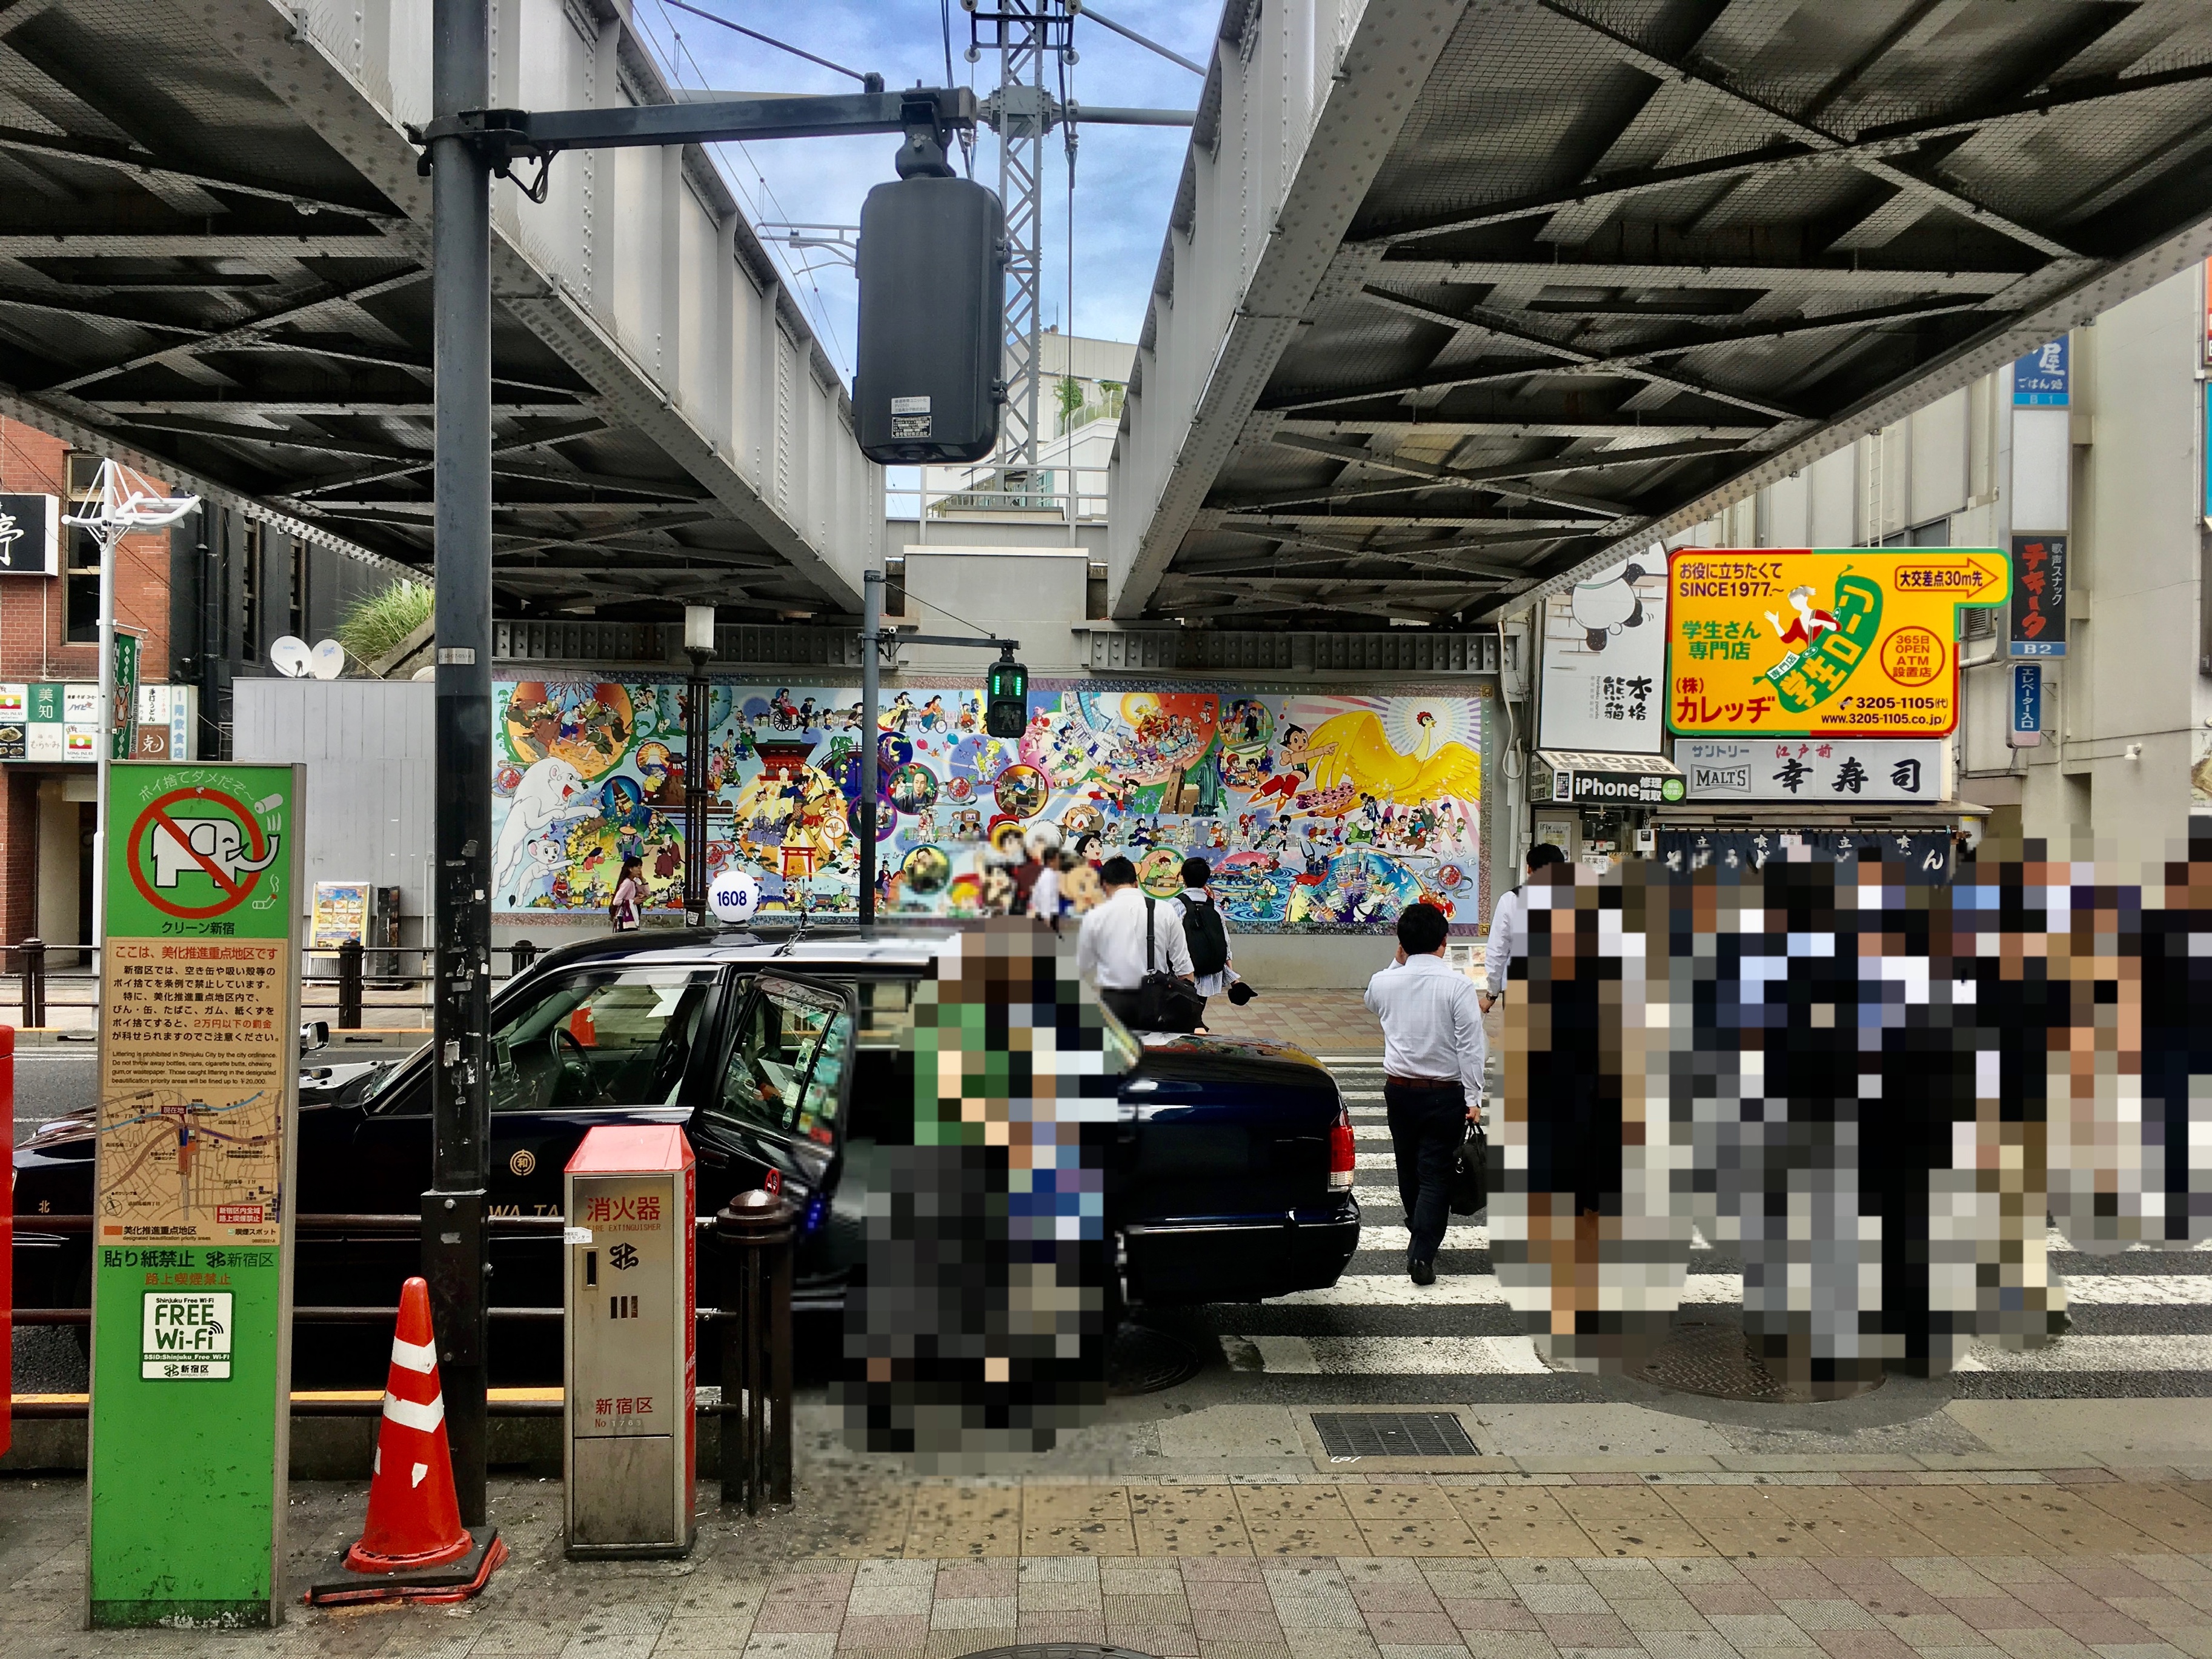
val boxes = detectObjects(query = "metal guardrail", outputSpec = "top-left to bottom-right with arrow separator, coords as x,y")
886,460 -> 1111,544
493,619 -> 875,668
4,948 -> 806,1480
0,939 -> 546,1029
12,1207 -> 798,1478
11,1211 -> 751,1333
1087,628 -> 1502,676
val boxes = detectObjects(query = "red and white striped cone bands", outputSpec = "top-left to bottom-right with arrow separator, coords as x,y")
306,1276 -> 503,1604
347,1275 -> 471,1571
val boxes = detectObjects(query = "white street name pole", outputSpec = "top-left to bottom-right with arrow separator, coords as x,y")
90,518 -> 118,971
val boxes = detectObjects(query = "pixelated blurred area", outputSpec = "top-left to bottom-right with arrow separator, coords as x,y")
837,918 -> 1134,1471
1492,840 -> 2212,1398
1492,861 -> 1690,1382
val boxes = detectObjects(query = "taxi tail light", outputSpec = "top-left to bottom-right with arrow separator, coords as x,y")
1327,1106 -> 1356,1192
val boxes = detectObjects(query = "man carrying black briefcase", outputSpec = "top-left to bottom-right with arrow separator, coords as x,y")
1075,856 -> 1200,1031
1363,901 -> 1486,1285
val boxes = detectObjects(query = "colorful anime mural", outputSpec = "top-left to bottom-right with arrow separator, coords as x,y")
491,677 -> 1490,929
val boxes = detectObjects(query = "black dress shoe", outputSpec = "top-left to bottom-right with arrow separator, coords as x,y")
1408,1257 -> 1436,1286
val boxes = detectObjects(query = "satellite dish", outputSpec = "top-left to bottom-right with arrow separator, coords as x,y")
269,636 -> 311,679
308,638 -> 346,680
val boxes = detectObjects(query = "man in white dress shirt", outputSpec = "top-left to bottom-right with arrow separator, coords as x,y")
1074,855 -> 1194,1028
1480,841 -> 1567,1014
1364,901 -> 1486,1285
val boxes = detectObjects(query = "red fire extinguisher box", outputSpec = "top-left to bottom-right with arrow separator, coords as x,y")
563,1125 -> 696,1558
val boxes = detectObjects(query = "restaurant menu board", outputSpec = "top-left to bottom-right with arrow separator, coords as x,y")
308,880 -> 368,951
88,763 -> 302,1631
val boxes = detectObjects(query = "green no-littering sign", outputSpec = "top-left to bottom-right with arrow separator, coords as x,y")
89,762 -> 304,1630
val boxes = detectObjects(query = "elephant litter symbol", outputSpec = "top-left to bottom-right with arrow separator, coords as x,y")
150,817 -> 282,889
127,786 -> 284,919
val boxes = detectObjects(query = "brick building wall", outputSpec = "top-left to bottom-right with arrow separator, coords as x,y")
0,416 -> 172,681
0,416 -> 179,954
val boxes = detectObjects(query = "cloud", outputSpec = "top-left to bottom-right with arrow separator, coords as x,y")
626,0 -> 1212,379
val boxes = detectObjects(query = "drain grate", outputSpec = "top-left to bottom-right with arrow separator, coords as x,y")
959,1647 -> 1158,1659
1639,1315 -> 1884,1405
1310,1411 -> 1478,1458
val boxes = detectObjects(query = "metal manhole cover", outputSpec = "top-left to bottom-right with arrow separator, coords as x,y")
1312,1411 -> 1479,1458
960,1647 -> 1158,1659
1107,1325 -> 1199,1396
1640,1317 -> 1884,1405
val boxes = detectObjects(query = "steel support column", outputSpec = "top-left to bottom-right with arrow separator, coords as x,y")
994,2 -> 1051,467
426,0 -> 494,1528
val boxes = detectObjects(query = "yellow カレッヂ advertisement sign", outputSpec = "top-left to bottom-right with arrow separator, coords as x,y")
1665,548 -> 2010,737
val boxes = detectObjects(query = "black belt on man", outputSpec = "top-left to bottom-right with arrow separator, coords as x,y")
1386,1074 -> 1460,1089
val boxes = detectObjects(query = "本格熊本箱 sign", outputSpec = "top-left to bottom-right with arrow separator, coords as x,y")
1665,549 -> 2009,739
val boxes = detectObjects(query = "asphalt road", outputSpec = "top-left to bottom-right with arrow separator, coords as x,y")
10,1045 -> 97,1146
15,1044 -> 2212,1414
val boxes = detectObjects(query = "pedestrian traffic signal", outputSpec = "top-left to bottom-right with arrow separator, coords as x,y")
986,651 -> 1027,739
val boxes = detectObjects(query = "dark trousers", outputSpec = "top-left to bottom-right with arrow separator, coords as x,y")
1384,1081 -> 1466,1265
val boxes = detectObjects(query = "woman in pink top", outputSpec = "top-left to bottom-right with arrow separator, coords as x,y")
610,856 -> 644,931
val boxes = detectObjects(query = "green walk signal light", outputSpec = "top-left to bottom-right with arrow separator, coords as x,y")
986,650 -> 1028,739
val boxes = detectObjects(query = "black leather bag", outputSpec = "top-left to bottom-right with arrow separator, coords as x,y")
1134,899 -> 1206,1033
1447,1122 -> 1488,1215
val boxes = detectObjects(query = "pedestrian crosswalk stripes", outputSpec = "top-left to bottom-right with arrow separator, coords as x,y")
1224,1335 -> 1553,1375
1952,1335 -> 2212,1371
1192,1059 -> 2212,1398
1220,1331 -> 2212,1381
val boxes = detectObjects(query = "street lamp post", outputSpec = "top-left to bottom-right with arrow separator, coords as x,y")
683,604 -> 714,926
858,572 -> 882,927
62,461 -> 198,971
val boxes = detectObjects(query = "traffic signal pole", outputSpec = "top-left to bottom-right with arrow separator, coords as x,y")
426,0 -> 494,1524
407,32 -> 1148,1491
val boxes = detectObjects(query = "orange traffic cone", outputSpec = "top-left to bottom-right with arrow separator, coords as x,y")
305,1277 -> 505,1606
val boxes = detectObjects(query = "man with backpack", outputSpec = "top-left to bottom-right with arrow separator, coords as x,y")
1171,856 -> 1238,1029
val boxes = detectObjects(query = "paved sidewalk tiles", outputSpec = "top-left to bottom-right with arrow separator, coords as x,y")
6,1478 -> 2212,1655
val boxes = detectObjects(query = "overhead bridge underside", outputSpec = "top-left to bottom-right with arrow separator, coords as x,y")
0,0 -> 875,619
1109,0 -> 2212,625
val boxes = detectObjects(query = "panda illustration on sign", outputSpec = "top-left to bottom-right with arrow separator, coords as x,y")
709,868 -> 762,926
1569,560 -> 1649,651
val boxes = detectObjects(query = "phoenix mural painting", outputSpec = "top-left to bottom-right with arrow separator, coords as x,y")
490,678 -> 1492,930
